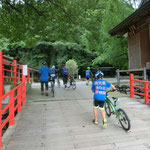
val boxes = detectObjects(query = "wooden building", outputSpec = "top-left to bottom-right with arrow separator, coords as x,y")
109,0 -> 150,70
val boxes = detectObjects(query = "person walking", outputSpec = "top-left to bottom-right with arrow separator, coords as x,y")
91,71 -> 116,128
61,64 -> 69,88
85,67 -> 93,85
50,65 -> 58,84
39,62 -> 50,96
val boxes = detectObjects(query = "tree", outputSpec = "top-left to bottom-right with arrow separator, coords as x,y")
66,59 -> 78,77
0,0 -> 136,70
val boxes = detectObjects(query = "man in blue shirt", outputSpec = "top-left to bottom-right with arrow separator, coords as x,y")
39,62 -> 50,96
91,71 -> 116,128
61,64 -> 69,88
85,67 -> 93,85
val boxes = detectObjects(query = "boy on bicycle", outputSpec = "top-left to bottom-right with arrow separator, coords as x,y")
91,71 -> 116,128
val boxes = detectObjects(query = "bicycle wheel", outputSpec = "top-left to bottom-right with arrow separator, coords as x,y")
117,108 -> 131,131
72,81 -> 76,90
105,101 -> 111,117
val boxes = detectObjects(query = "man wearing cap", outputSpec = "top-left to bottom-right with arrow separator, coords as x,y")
39,62 -> 50,96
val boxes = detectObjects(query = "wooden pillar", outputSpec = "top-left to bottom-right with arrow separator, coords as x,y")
116,69 -> 120,86
143,67 -> 147,81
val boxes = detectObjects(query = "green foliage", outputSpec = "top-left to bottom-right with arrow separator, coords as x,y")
0,36 -> 9,52
66,59 -> 78,76
0,0 -> 136,70
96,0 -> 134,69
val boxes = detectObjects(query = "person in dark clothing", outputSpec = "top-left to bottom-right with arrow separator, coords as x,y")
39,62 -> 50,96
50,65 -> 58,84
61,64 -> 69,88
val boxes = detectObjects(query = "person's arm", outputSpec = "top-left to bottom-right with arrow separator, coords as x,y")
111,84 -> 116,91
39,68 -> 42,75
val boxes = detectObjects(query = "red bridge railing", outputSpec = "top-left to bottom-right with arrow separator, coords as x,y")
130,73 -> 150,104
0,51 -> 27,148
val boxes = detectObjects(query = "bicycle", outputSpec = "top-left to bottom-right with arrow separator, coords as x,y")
105,90 -> 131,131
66,75 -> 76,90
49,77 -> 55,97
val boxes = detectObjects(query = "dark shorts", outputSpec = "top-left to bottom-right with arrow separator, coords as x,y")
86,77 -> 90,80
93,99 -> 105,109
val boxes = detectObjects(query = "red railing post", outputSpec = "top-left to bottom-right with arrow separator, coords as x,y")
144,81 -> 149,104
13,60 -> 17,84
22,65 -> 26,105
27,67 -> 29,83
17,85 -> 22,112
0,97 -> 2,148
130,73 -> 134,98
22,75 -> 26,104
0,51 -> 3,97
9,92 -> 15,126
0,51 -> 3,148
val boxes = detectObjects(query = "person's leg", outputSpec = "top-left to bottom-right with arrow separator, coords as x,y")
86,78 -> 89,85
93,100 -> 99,125
99,101 -> 107,128
93,108 -> 98,121
41,81 -> 44,94
45,81 -> 48,96
88,78 -> 90,84
63,75 -> 65,85
64,75 -> 67,87
53,76 -> 55,84
100,109 -> 106,119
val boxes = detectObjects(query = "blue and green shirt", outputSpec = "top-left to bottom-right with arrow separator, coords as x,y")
91,79 -> 111,101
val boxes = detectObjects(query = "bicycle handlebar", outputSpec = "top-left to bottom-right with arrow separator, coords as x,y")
106,89 -> 116,95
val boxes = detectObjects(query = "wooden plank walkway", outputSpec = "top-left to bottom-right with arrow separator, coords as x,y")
2,81 -> 150,150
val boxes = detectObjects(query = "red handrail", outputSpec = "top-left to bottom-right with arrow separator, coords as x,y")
0,51 -> 30,85
0,51 -> 27,148
130,73 -> 150,104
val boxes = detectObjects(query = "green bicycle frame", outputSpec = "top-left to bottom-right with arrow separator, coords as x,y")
105,96 -> 121,120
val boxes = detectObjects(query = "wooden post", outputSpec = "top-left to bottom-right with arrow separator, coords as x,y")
116,69 -> 120,86
130,73 -> 134,98
143,67 -> 147,81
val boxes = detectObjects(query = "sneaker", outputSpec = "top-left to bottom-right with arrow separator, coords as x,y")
93,119 -> 98,125
103,118 -> 107,128
41,92 -> 44,95
45,91 -> 48,96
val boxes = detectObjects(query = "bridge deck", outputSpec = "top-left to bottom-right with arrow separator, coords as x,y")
2,81 -> 150,150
